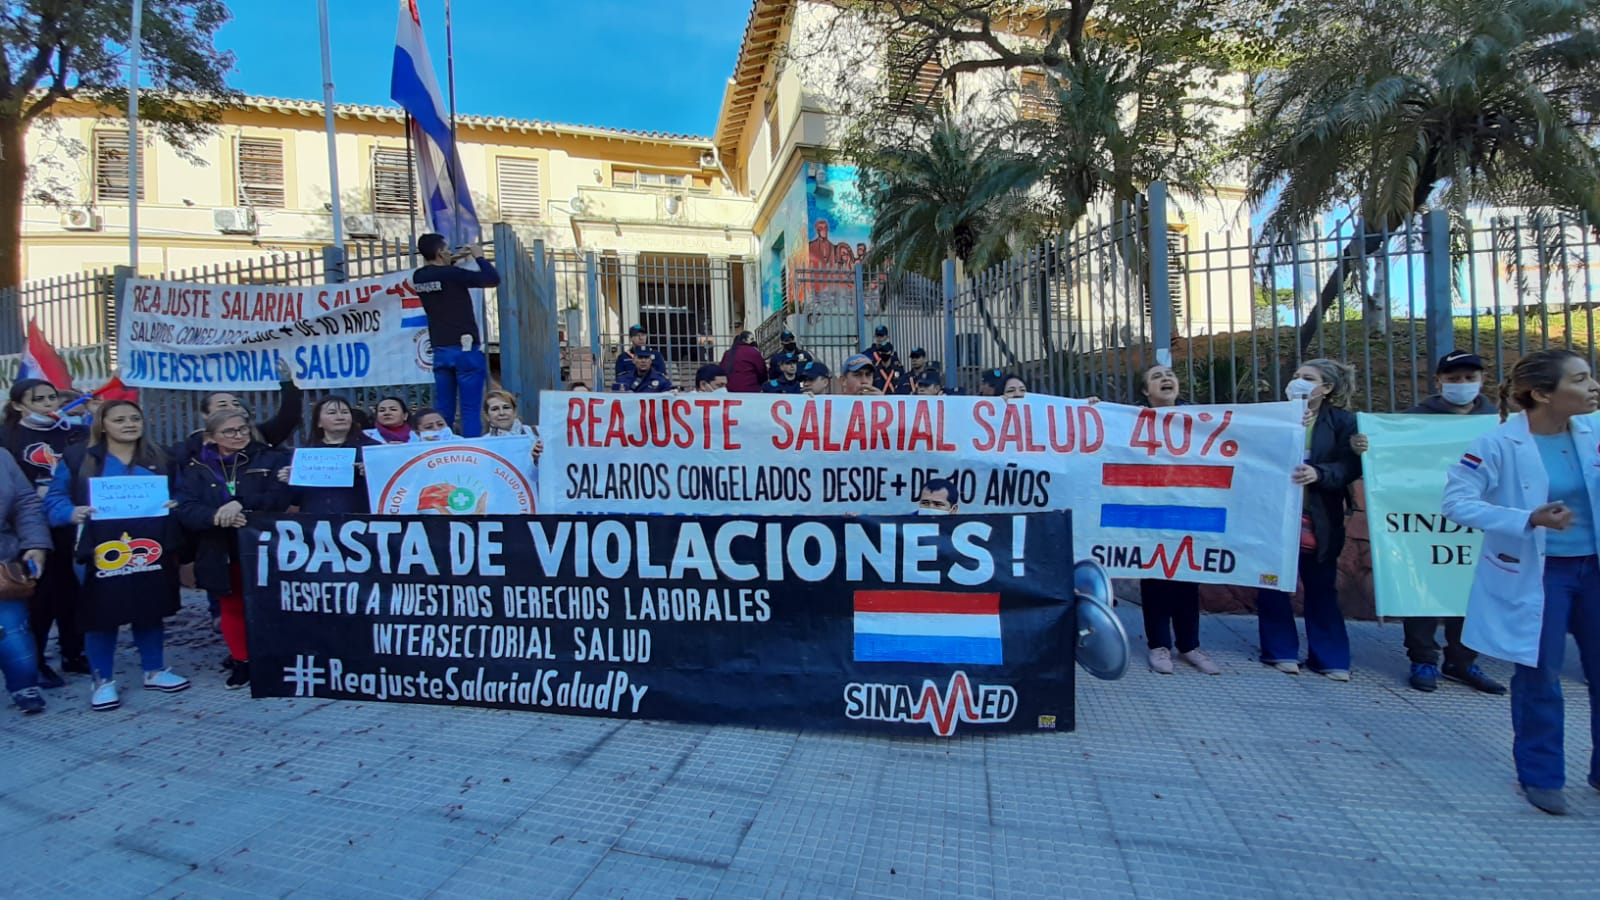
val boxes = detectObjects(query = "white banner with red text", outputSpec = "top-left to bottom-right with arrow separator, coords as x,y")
538,393 -> 1304,588
118,273 -> 434,389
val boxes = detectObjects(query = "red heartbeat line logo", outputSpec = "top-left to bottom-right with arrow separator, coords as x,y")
844,671 -> 1018,736
913,672 -> 983,736
1141,535 -> 1201,579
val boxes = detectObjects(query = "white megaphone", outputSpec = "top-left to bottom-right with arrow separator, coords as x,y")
1073,559 -> 1130,680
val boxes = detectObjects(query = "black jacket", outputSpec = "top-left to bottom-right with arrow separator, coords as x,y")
1405,394 -> 1497,416
1303,405 -> 1362,563
292,432 -> 378,516
171,381 -> 304,467
175,442 -> 291,594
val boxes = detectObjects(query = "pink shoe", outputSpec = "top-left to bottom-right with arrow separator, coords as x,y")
1148,647 -> 1174,675
1178,649 -> 1221,675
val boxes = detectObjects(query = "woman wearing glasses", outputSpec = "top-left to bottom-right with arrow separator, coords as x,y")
175,409 -> 291,690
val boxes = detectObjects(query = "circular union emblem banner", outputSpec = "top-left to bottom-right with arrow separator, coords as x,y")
376,444 -> 536,515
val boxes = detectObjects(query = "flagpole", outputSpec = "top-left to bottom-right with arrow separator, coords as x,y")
405,112 -> 418,257
127,0 -> 142,270
317,0 -> 345,254
444,0 -> 462,247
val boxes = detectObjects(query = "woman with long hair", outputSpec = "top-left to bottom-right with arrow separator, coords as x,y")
720,332 -> 768,394
44,400 -> 188,710
364,396 -> 415,444
1256,358 -> 1361,681
1136,364 -> 1221,675
176,409 -> 291,690
278,396 -> 377,516
0,378 -> 89,687
1443,349 -> 1600,815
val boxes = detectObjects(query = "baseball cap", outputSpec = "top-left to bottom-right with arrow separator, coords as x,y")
628,324 -> 645,335
843,353 -> 874,373
780,330 -> 795,342
981,368 -> 1007,389
1436,350 -> 1484,373
914,372 -> 941,388
776,351 -> 798,365
873,325 -> 889,337
630,346 -> 653,358
801,361 -> 830,380
910,347 -> 926,359
695,364 -> 726,384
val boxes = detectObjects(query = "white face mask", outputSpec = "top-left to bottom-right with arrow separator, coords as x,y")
419,427 -> 455,442
1285,378 -> 1318,401
1440,382 -> 1481,406
916,506 -> 953,516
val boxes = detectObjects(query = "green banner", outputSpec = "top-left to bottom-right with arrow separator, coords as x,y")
1359,413 -> 1499,618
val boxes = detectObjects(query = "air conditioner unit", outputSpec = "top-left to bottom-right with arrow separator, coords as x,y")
699,151 -> 718,169
60,208 -> 101,232
213,207 -> 256,235
344,214 -> 380,239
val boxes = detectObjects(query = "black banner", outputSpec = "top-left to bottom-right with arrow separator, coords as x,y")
242,512 -> 1076,736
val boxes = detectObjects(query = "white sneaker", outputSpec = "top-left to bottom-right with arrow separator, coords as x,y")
91,680 -> 120,711
143,669 -> 191,693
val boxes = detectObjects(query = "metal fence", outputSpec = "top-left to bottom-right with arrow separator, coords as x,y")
755,190 -> 1600,412
0,232 -> 561,448
560,251 -> 753,391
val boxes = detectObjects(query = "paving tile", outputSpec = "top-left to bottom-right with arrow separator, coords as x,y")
571,849 -> 726,899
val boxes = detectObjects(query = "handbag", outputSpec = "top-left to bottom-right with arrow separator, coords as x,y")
0,560 -> 37,599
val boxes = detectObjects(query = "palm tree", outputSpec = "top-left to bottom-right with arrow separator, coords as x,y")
1246,0 -> 1600,353
863,116 -> 1041,365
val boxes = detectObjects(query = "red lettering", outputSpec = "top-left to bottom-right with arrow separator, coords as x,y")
671,400 -> 695,449
770,400 -> 795,449
566,398 -> 587,447
971,401 -> 998,451
722,400 -> 741,450
1048,404 -> 1076,452
842,403 -> 869,451
869,401 -> 893,450
1142,536 -> 1200,579
908,402 -> 935,452
793,402 -> 820,450
1078,405 -> 1105,453
604,402 -> 631,447
1130,408 -> 1160,456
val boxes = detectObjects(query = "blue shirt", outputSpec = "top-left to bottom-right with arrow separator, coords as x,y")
1534,431 -> 1595,558
45,453 -> 162,528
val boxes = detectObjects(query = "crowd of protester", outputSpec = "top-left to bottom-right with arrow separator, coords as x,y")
0,266 -> 1595,816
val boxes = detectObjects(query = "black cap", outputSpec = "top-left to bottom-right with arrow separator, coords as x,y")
1436,350 -> 1484,373
982,368 -> 1006,387
628,324 -> 645,335
874,325 -> 888,337
914,372 -> 941,388
630,346 -> 653,358
910,347 -> 926,359
695,364 -> 726,384
780,330 -> 795,342
801,361 -> 830,380
776,352 -> 798,365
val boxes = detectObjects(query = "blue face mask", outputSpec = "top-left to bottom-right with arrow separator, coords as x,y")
1440,382 -> 1481,406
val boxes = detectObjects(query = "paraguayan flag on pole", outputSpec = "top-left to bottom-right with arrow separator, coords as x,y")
390,0 -> 481,244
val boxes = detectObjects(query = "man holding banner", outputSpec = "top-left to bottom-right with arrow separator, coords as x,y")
411,236 -> 499,438
1358,351 -> 1505,695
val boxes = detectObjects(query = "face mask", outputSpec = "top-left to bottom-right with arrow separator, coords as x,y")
1440,382 -> 1481,406
22,412 -> 56,427
419,428 -> 455,442
916,506 -> 953,516
1285,378 -> 1317,401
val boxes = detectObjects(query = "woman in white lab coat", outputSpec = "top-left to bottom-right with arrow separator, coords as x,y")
1442,348 -> 1600,815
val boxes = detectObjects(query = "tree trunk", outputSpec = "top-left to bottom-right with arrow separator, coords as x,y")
0,116 -> 25,289
1297,227 -> 1386,355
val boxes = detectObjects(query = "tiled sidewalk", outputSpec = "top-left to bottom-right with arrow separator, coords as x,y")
2,592 -> 1595,899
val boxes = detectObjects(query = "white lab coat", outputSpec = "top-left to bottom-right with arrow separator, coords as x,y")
1441,414 -> 1600,667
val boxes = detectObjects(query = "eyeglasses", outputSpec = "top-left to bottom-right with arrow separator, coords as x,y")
215,426 -> 251,438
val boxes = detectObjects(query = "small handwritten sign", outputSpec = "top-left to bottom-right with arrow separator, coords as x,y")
290,448 -> 357,488
89,476 -> 170,520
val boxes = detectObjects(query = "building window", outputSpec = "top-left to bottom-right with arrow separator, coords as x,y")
765,101 -> 780,161
236,137 -> 286,208
496,157 -> 542,221
372,147 -> 415,216
887,39 -> 945,115
614,169 -> 707,192
1019,70 -> 1054,121
93,131 -> 142,203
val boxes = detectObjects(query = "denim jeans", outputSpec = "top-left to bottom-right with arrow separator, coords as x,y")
432,345 -> 487,438
0,598 -> 39,693
1511,555 -> 1600,790
1256,551 -> 1350,671
83,625 -> 165,681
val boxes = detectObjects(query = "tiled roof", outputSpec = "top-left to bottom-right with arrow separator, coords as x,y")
230,94 -> 713,146
713,0 -> 792,162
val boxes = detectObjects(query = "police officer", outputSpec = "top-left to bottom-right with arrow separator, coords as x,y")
907,347 -> 941,380
800,361 -> 831,396
866,324 -> 899,366
613,348 -> 674,393
695,364 -> 728,392
762,352 -> 804,394
871,349 -> 910,395
768,330 -> 815,380
977,368 -> 1007,396
614,324 -> 667,380
913,372 -> 944,396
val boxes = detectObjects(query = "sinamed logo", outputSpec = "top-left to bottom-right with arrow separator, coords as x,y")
843,671 -> 1017,736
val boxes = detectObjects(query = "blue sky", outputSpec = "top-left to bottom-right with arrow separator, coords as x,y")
215,0 -> 754,137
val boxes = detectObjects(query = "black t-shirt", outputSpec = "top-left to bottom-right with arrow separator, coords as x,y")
411,259 -> 501,348
1,421 -> 88,489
